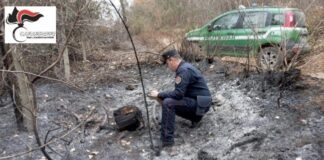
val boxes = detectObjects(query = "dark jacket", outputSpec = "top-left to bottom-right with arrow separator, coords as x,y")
158,61 -> 211,100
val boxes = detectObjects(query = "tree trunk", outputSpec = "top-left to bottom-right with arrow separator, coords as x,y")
61,6 -> 71,81
63,42 -> 71,81
120,0 -> 128,23
11,46 -> 37,132
1,2 -> 36,131
60,4 -> 71,81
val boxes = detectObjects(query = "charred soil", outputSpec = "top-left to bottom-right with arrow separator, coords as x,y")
0,57 -> 323,160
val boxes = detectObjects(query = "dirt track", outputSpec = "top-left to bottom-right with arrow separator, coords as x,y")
0,60 -> 323,160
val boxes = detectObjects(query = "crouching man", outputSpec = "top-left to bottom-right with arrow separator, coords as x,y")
149,49 -> 212,148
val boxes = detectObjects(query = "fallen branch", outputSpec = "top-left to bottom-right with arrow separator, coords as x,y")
90,96 -> 111,131
44,127 -> 64,158
0,107 -> 95,160
44,127 -> 62,158
158,39 -> 180,53
44,127 -> 61,145
0,70 -> 83,92
225,132 -> 266,155
119,50 -> 159,55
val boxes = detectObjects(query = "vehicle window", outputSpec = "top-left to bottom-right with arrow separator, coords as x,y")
242,12 -> 268,28
293,11 -> 306,27
271,14 -> 284,25
212,13 -> 240,30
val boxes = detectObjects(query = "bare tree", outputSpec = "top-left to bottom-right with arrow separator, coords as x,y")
10,46 -> 38,132
59,3 -> 71,81
0,1 -> 36,132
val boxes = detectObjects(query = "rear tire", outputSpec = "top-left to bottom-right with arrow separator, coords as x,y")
257,47 -> 283,71
179,39 -> 205,62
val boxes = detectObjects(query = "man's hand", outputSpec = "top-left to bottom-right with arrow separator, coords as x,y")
148,90 -> 162,105
148,90 -> 159,98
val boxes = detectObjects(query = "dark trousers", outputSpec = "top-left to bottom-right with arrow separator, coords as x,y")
161,97 -> 202,142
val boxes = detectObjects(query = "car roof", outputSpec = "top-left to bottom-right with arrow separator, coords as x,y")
201,6 -> 302,28
231,7 -> 301,13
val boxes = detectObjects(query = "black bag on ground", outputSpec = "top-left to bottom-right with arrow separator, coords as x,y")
113,105 -> 143,131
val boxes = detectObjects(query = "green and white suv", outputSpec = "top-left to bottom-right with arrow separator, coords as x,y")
183,6 -> 311,70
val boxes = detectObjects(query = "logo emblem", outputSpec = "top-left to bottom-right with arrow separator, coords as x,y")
4,6 -> 56,44
175,76 -> 182,84
6,7 -> 43,42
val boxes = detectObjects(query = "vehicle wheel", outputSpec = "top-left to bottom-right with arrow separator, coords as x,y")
257,47 -> 283,71
179,39 -> 204,62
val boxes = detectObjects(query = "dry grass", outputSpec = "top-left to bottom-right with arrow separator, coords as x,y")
295,55 -> 324,79
220,57 -> 257,66
299,50 -> 324,79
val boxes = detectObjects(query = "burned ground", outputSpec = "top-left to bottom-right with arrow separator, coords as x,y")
0,60 -> 323,160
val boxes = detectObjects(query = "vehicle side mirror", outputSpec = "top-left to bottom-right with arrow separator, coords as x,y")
214,25 -> 222,30
207,24 -> 213,32
208,24 -> 222,31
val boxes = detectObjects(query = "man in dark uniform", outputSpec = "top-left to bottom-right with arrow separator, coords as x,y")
149,49 -> 212,148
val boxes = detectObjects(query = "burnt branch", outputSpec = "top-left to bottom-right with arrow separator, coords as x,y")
225,132 -> 266,155
0,69 -> 83,92
44,126 -> 64,158
90,96 -> 111,131
44,127 -> 61,144
0,107 -> 96,160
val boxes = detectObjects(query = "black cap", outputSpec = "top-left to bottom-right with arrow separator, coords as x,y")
161,49 -> 177,64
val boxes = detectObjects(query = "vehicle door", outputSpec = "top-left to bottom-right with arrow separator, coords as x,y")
205,12 -> 240,56
234,11 -> 271,56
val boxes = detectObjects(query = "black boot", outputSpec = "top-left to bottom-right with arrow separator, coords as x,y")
190,121 -> 201,128
155,140 -> 175,156
162,141 -> 174,147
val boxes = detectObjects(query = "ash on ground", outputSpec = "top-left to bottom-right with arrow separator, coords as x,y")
0,61 -> 323,160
